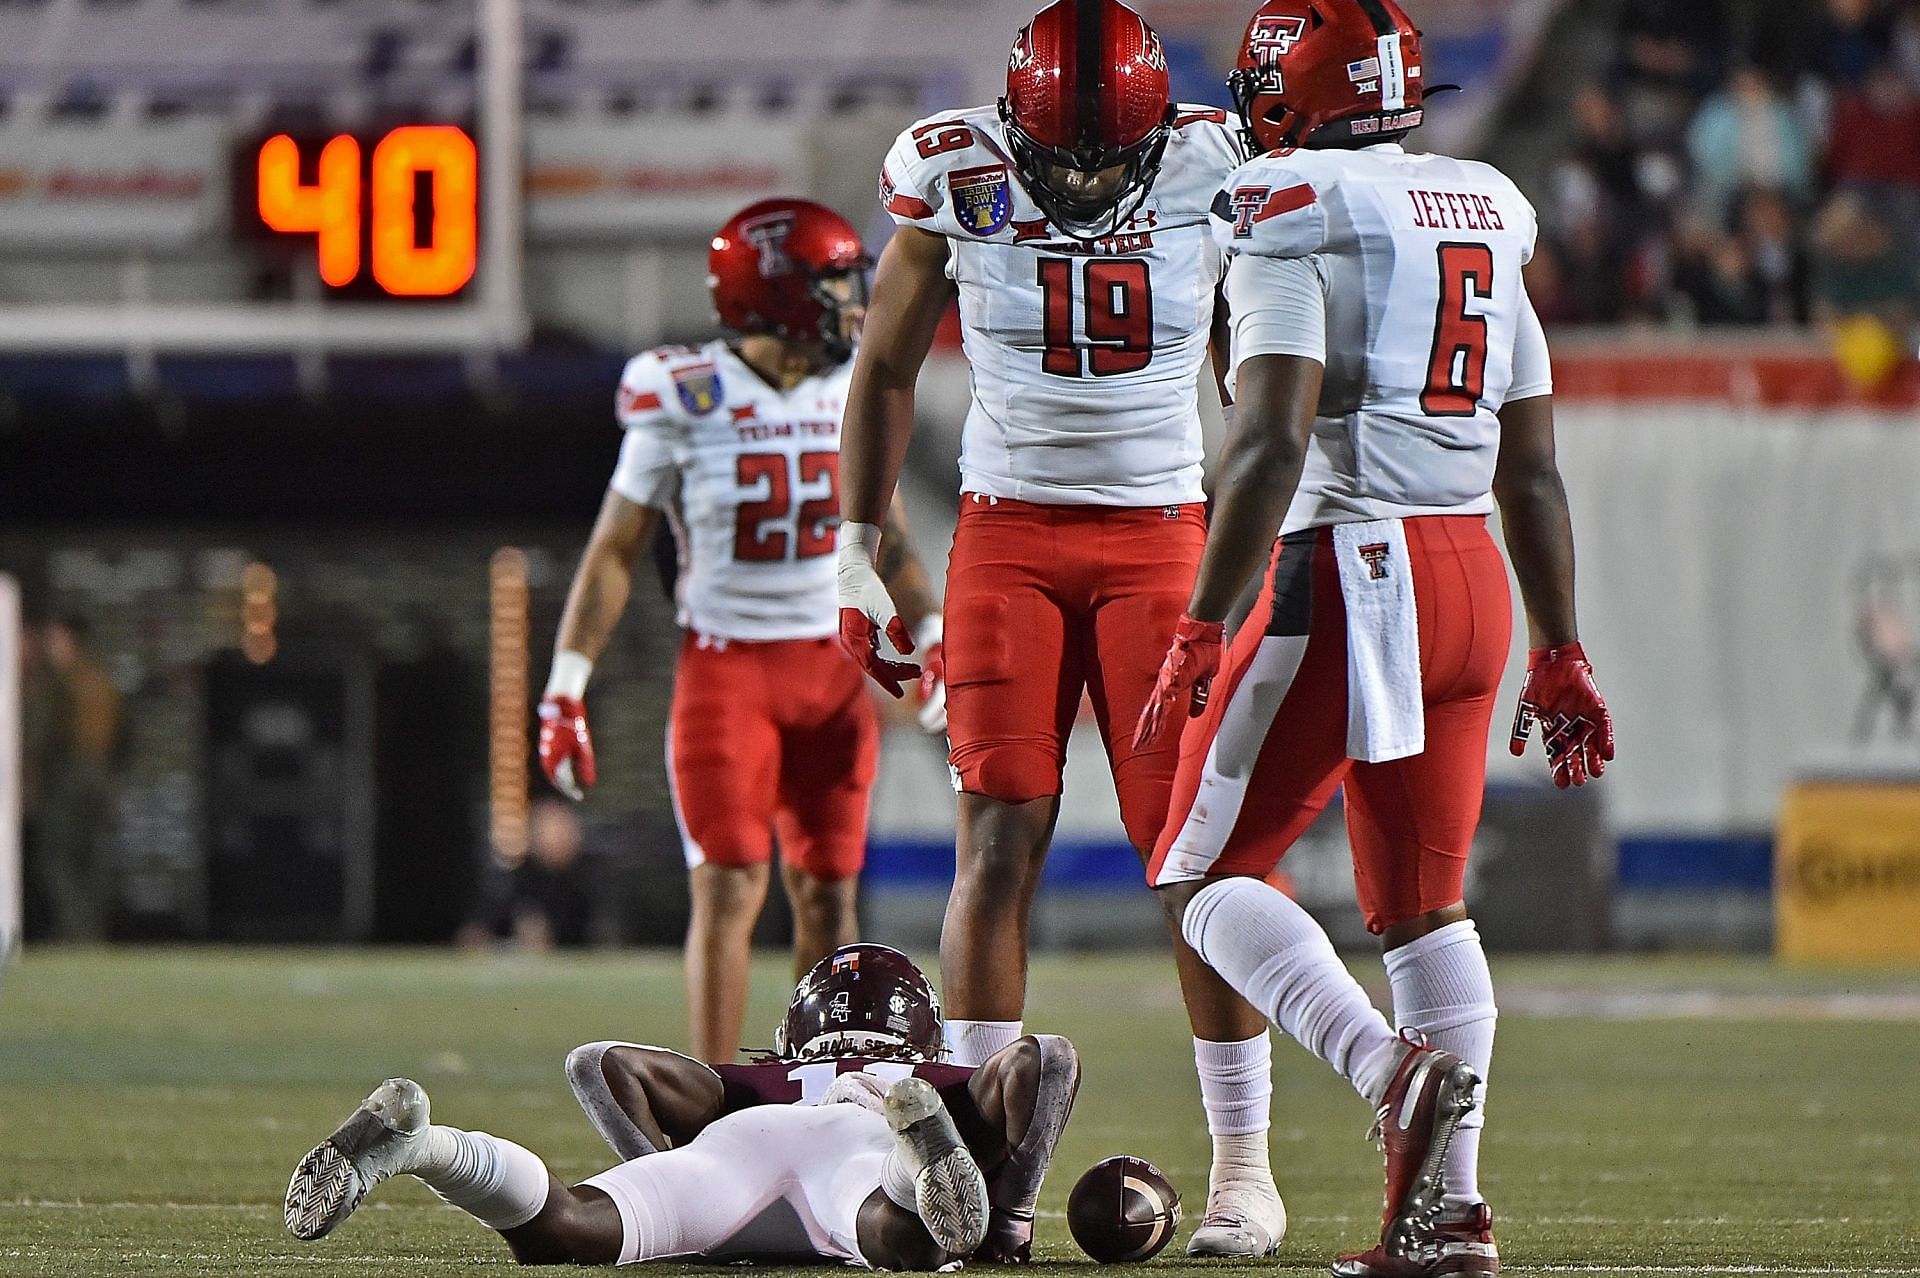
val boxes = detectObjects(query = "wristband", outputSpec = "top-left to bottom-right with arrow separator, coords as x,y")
545,650 -> 593,701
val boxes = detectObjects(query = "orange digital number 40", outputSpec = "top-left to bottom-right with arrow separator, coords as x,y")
256,125 -> 478,297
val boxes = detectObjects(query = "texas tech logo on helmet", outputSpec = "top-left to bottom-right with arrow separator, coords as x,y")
1248,13 -> 1307,72
741,211 -> 796,279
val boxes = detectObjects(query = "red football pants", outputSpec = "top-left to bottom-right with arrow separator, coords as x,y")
667,633 -> 878,881
943,495 -> 1206,853
1147,516 -> 1513,933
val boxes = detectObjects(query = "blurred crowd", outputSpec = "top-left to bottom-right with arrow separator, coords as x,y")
1531,0 -> 1920,363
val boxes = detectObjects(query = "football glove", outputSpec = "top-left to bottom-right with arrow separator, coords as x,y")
539,651 -> 597,801
1509,641 -> 1615,789
836,521 -> 920,698
913,614 -> 947,735
1132,615 -> 1226,750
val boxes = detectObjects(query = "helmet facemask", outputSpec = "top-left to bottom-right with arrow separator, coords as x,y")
807,263 -> 871,363
1000,99 -> 1174,242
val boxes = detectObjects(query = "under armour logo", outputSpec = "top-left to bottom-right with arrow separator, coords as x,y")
742,211 -> 796,278
1359,543 -> 1391,580
1247,14 -> 1306,71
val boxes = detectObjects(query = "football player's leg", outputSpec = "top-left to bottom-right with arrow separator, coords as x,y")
1091,521 -> 1286,1255
285,1077 -> 617,1264
773,651 -> 878,977
669,641 -> 782,1063
1153,533 -> 1404,1107
940,500 -> 1082,1063
962,1034 -> 1081,1261
564,1043 -> 725,1160
1342,515 -> 1512,1256
581,1104 -> 876,1265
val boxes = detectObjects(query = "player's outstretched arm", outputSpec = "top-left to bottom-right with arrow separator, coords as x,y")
1135,354 -> 1323,748
540,490 -> 660,799
1493,392 -> 1614,787
837,225 -> 955,696
565,1041 -> 725,1158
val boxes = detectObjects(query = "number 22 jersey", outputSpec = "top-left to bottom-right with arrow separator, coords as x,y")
881,105 -> 1244,507
611,340 -> 850,642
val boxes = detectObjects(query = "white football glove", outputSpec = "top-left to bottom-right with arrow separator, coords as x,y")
836,521 -> 919,698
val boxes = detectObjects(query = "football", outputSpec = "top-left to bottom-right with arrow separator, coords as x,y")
1065,1155 -> 1182,1263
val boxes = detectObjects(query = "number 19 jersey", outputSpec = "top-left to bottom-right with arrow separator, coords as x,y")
881,105 -> 1244,507
1209,143 -> 1549,534
611,340 -> 850,642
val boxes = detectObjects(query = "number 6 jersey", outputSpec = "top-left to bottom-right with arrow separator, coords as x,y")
1209,142 -> 1553,535
881,105 -> 1244,507
611,340 -> 850,642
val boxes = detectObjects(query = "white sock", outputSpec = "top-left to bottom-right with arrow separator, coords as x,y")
880,1146 -> 918,1212
943,1019 -> 1022,1068
1183,879 -> 1401,1104
1384,919 -> 1497,1209
410,1126 -> 553,1230
1194,1034 -> 1277,1192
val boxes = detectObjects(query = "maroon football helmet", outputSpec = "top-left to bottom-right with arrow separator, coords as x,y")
1227,0 -> 1427,155
998,0 -> 1175,239
708,198 -> 872,360
774,943 -> 944,1063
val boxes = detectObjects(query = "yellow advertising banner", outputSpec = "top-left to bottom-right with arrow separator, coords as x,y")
1777,782 -> 1920,962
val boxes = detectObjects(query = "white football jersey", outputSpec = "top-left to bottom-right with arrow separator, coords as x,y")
881,105 -> 1244,506
1209,143 -> 1549,534
610,340 -> 850,642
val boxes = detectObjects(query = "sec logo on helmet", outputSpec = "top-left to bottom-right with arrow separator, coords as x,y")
951,165 -> 1013,237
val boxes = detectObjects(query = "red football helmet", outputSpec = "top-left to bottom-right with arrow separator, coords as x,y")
998,0 -> 1175,239
708,198 -> 872,359
1227,0 -> 1427,155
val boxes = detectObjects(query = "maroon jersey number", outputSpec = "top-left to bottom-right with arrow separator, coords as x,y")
1422,242 -> 1495,417
1038,257 -> 1154,378
733,451 -> 839,563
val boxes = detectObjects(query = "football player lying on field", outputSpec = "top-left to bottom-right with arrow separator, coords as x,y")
284,945 -> 1079,1269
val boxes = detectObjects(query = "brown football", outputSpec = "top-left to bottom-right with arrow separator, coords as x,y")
1065,1155 -> 1182,1263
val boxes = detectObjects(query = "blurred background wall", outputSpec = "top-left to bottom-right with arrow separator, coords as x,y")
3,0 -> 1917,958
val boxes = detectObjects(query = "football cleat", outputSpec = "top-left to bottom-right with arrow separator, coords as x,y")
884,1076 -> 991,1256
1330,1203 -> 1500,1277
1186,1177 -> 1287,1257
284,1077 -> 430,1241
1333,1032 -> 1479,1274
978,1034 -> 1082,1264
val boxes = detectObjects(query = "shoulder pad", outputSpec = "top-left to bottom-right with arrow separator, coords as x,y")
880,107 -> 1012,234
1209,155 -> 1328,258
617,347 -> 714,430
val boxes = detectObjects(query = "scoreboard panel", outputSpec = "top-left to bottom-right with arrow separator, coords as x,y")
244,125 -> 479,299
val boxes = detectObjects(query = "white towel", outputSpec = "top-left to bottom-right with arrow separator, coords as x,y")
1332,519 -> 1424,763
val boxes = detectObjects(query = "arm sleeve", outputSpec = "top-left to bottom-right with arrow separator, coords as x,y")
608,355 -> 680,509
1224,253 -> 1328,397
1506,286 -> 1553,402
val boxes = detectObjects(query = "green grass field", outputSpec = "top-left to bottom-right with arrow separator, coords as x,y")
2,948 -> 1917,1277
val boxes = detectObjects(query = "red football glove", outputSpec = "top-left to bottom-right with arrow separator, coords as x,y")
538,694 -> 597,801
1509,642 -> 1615,789
837,522 -> 920,698
1133,615 -> 1226,750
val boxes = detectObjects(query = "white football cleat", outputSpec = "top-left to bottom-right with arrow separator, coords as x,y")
285,1077 -> 430,1241
1186,1177 -> 1288,1257
883,1076 -> 990,1256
